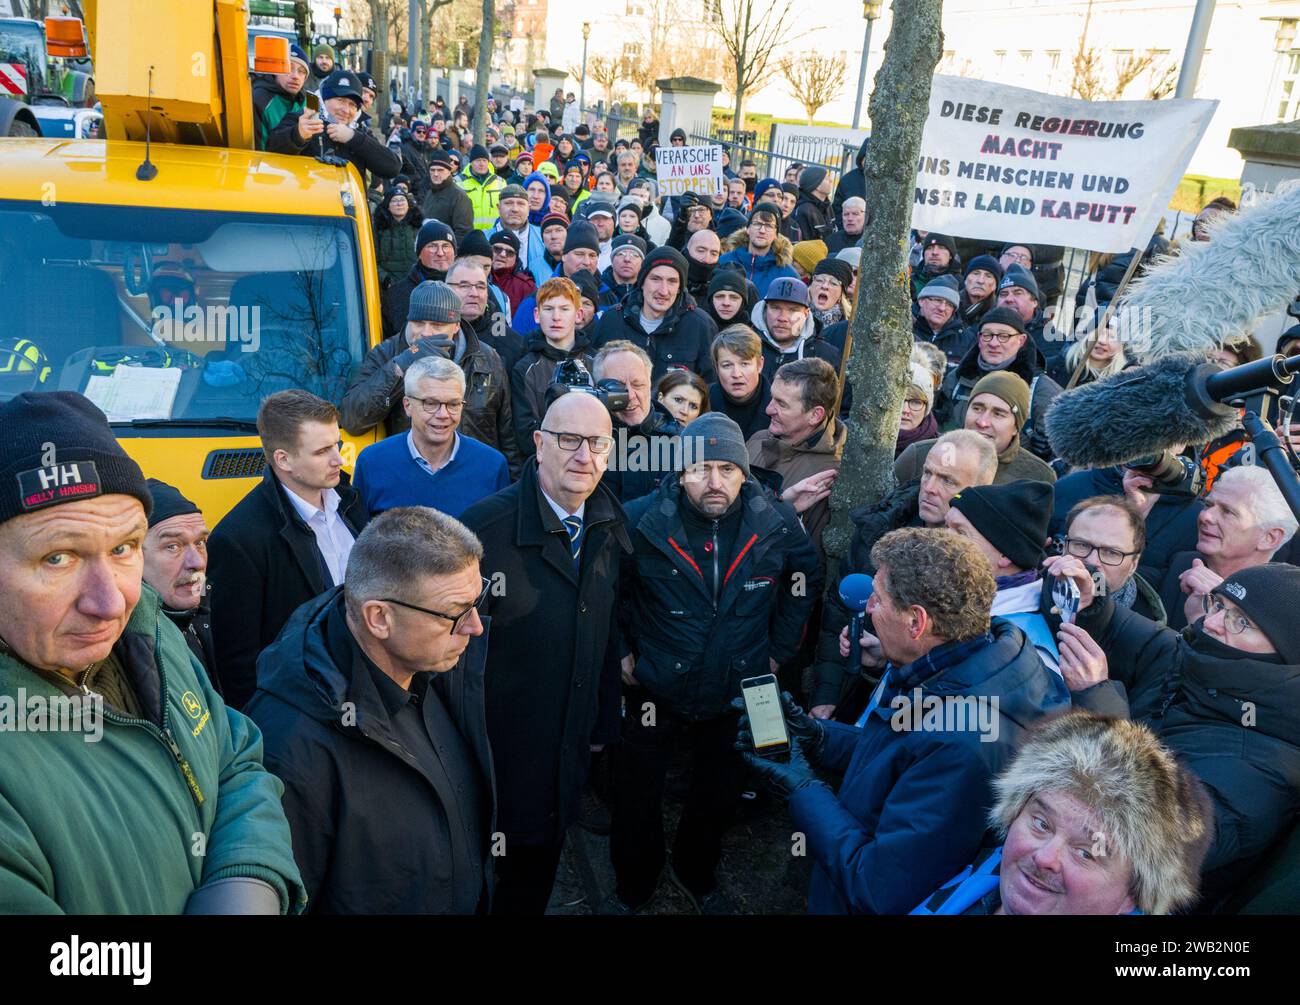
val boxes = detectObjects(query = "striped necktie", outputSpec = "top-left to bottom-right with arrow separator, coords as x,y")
562,515 -> 583,568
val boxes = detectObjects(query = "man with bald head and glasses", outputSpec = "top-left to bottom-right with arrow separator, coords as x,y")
460,390 -> 631,914
245,506 -> 496,914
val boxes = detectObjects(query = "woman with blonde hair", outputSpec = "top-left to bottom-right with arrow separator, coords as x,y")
1057,321 -> 1128,387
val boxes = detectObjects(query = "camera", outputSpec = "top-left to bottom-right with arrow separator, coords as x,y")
545,358 -> 629,414
1124,449 -> 1204,497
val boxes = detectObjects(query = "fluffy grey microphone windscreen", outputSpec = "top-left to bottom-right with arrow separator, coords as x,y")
1121,183 -> 1300,362
1045,353 -> 1240,468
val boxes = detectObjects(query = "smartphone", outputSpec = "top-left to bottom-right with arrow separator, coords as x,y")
1052,575 -> 1081,625
740,674 -> 789,758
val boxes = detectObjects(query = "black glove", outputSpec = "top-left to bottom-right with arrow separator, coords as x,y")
730,690 -> 827,763
391,336 -> 456,376
1025,425 -> 1054,462
741,742 -> 820,800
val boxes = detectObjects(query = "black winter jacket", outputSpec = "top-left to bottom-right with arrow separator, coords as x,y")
620,476 -> 821,719
913,312 -> 973,367
831,138 -> 870,229
794,192 -> 834,244
459,461 -> 630,844
419,177 -> 476,243
207,469 -> 369,709
244,589 -> 496,913
511,330 -> 593,456
268,109 -> 402,182
381,262 -> 446,340
1071,598 -> 1300,906
592,289 -> 718,382
602,404 -> 683,503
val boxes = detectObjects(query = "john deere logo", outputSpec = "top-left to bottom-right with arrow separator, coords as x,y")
182,691 -> 203,719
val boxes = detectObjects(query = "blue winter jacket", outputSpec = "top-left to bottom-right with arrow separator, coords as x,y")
491,219 -> 551,288
790,618 -> 1070,914
716,246 -> 799,298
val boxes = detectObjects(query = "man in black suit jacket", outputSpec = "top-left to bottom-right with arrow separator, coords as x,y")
208,391 -> 369,709
460,390 -> 630,914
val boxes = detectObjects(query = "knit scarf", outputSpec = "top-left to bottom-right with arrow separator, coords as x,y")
812,304 -> 844,326
895,412 -> 939,456
1112,576 -> 1138,610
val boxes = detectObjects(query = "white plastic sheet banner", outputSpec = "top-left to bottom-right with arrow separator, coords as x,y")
655,144 -> 724,197
912,75 -> 1217,252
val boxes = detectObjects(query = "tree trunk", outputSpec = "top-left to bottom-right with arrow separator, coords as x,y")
472,0 -> 495,145
372,1 -> 390,128
420,2 -> 433,108
821,0 -> 944,589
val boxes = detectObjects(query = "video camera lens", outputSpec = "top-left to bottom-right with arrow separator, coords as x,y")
545,359 -> 630,414
1125,449 -> 1203,497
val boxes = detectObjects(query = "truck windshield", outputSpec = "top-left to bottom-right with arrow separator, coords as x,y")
0,19 -> 48,94
0,202 -> 369,429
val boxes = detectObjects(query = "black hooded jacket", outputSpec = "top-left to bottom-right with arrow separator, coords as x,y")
831,138 -> 870,230
591,289 -> 718,382
243,588 -> 496,914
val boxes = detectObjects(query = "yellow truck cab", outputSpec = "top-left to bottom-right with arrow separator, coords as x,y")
0,1 -> 386,521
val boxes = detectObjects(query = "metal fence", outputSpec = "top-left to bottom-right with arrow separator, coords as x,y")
687,122 -> 860,182
581,102 -> 646,141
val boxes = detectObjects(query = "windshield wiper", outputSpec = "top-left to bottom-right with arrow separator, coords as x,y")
110,417 -> 259,433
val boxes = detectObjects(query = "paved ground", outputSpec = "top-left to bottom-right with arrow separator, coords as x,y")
546,774 -> 812,916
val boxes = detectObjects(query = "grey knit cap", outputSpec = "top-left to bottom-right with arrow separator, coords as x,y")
682,412 -> 750,475
408,281 -> 462,324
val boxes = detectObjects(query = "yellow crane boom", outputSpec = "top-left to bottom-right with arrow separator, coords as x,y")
82,0 -> 256,149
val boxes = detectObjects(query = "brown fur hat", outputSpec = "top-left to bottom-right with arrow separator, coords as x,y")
990,711 -> 1213,914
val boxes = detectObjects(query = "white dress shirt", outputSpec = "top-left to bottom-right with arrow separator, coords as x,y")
284,485 -> 356,587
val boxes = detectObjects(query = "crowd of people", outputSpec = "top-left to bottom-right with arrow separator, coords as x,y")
2,67 -> 1299,918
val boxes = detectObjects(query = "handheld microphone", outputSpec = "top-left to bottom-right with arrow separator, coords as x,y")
838,574 -> 874,677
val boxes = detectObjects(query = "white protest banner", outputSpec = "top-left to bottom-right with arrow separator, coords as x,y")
912,76 -> 1217,253
655,144 -> 724,197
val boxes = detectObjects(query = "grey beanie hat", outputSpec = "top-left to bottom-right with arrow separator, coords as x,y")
918,278 -> 960,309
682,412 -> 750,475
408,280 -> 462,324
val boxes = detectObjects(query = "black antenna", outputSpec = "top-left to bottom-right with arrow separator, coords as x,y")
136,65 -> 157,182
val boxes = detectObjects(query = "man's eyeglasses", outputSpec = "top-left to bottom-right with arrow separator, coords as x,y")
1201,594 -> 1256,636
540,429 -> 615,455
1003,251 -> 1032,265
978,330 -> 1020,344
1062,536 -> 1140,568
448,280 -> 489,294
408,396 -> 465,416
381,577 -> 491,633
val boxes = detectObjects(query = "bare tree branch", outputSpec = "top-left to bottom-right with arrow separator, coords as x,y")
710,0 -> 811,133
780,52 -> 847,124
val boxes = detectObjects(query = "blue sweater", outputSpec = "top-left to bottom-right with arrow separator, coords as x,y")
352,431 -> 509,519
